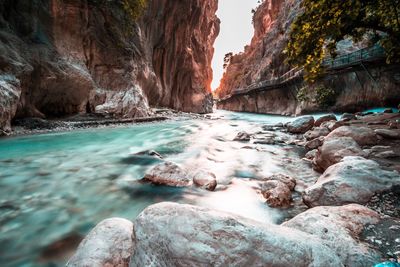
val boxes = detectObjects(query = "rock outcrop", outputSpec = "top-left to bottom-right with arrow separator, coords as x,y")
0,0 -> 220,133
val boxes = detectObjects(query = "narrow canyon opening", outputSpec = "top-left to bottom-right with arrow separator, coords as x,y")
211,0 -> 260,91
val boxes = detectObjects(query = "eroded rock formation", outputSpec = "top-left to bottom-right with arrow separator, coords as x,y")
0,0 -> 220,134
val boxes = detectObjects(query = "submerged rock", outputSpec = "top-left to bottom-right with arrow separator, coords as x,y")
313,137 -> 366,172
287,116 -> 315,134
67,218 -> 134,267
304,156 -> 400,207
134,150 -> 163,159
283,204 -> 381,267
130,202 -> 343,266
325,126 -> 378,146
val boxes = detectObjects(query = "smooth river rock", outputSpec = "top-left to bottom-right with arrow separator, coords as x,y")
304,156 -> 400,207
143,162 -> 193,187
287,116 -> 315,134
304,127 -> 330,141
313,137 -> 366,172
191,170 -> 218,191
283,204 -> 381,267
314,114 -> 337,126
67,218 -> 134,267
130,202 -> 343,266
375,129 -> 400,139
325,126 -> 378,146
143,162 -> 217,190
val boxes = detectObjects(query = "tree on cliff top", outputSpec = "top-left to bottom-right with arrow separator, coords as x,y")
286,0 -> 400,82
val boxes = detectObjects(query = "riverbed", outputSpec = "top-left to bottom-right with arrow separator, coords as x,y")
0,110 -> 324,267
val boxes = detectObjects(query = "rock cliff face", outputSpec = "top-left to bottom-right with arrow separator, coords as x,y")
0,0 -> 219,134
216,0 -> 400,115
216,0 -> 300,99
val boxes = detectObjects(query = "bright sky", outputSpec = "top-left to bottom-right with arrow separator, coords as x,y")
211,0 -> 260,90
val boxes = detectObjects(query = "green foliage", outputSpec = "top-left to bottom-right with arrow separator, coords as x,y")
314,85 -> 337,108
286,0 -> 400,82
297,85 -> 338,108
121,0 -> 147,21
296,86 -> 310,102
89,0 -> 147,21
223,52 -> 233,70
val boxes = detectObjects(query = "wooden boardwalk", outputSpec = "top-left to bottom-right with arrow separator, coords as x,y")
219,45 -> 386,101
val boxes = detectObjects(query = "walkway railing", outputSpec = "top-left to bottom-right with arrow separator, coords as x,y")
220,45 -> 386,101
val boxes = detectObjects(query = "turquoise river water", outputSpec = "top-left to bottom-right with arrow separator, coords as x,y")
0,110 -> 344,266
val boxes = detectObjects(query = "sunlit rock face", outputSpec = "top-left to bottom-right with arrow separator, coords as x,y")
0,0 -> 219,132
216,0 -> 299,99
216,0 -> 400,115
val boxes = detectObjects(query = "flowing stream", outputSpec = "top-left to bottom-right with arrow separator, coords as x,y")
0,110 -> 323,267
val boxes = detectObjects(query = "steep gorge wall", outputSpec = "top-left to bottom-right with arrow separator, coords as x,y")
0,0 -> 219,134
216,0 -> 400,115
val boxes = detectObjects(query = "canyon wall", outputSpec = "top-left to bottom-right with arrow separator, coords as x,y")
216,0 -> 400,115
0,0 -> 219,134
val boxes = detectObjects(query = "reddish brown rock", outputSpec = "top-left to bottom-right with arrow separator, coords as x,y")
314,114 -> 337,126
313,137 -> 366,172
325,126 -> 378,146
0,0 -> 219,131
